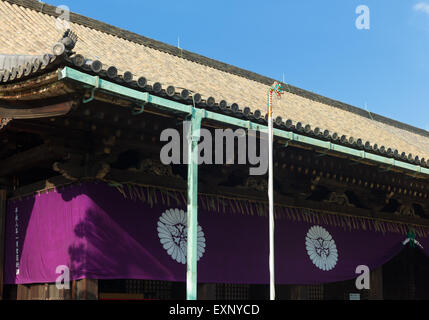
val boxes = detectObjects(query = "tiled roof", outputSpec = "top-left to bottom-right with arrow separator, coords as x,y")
1,0 -> 429,164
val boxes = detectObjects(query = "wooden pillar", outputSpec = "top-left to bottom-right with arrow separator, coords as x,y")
197,283 -> 216,300
73,279 -> 98,300
17,284 -> 30,300
369,266 -> 383,300
17,284 -> 46,300
407,248 -> 416,300
47,282 -> 72,300
0,190 -> 6,300
289,285 -> 308,300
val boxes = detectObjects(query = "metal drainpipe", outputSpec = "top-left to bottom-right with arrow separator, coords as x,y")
186,107 -> 203,300
82,76 -> 99,104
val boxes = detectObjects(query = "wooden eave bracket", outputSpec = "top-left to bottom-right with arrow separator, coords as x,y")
0,100 -> 76,120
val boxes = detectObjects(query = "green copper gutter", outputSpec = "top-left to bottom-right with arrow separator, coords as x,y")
58,66 -> 429,300
58,67 -> 429,177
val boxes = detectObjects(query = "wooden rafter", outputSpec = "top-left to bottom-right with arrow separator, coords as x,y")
0,100 -> 76,119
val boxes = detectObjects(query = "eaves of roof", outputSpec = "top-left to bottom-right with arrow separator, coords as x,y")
2,0 -> 429,141
1,44 -> 429,176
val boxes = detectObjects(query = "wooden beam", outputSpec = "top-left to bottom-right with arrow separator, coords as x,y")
6,119 -> 85,138
0,144 -> 66,177
0,190 -> 6,300
369,266 -> 383,300
53,160 -> 110,181
10,176 -> 73,199
0,101 -> 75,119
9,172 -> 429,228
106,169 -> 186,190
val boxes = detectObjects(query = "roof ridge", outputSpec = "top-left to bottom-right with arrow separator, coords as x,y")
4,0 -> 429,139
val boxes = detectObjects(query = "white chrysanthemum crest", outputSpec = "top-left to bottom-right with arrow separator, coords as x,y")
305,225 -> 338,271
158,208 -> 206,264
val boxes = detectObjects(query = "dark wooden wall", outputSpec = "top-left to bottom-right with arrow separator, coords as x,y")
383,246 -> 429,300
291,267 -> 383,300
0,189 -> 6,300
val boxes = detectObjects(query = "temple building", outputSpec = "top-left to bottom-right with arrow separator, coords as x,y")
0,0 -> 429,300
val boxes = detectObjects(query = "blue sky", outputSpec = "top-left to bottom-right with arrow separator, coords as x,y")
45,0 -> 429,131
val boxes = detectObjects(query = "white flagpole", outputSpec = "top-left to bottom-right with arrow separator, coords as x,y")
268,82 -> 284,301
268,99 -> 275,301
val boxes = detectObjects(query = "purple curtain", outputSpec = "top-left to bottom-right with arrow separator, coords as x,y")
5,181 -> 429,285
